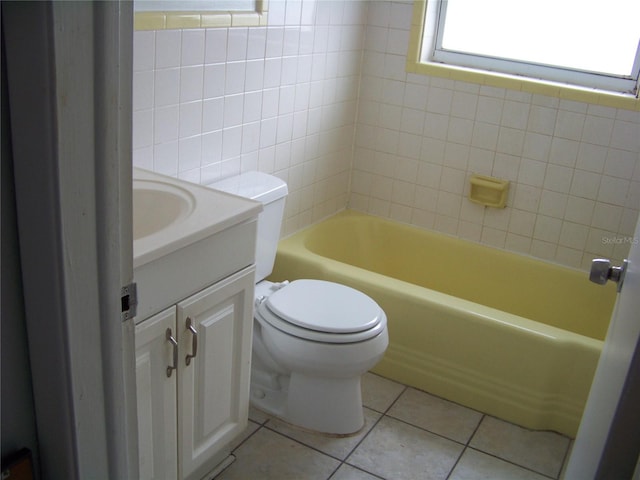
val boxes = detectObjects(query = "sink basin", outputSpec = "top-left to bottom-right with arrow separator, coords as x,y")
133,180 -> 195,240
132,167 -> 261,268
132,168 -> 262,320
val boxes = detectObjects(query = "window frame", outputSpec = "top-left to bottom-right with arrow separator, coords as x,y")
406,0 -> 640,112
431,0 -> 640,96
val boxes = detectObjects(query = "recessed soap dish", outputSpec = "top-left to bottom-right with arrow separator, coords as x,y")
469,174 -> 509,208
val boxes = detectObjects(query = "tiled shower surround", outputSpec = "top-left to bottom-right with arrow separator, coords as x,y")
133,0 -> 640,270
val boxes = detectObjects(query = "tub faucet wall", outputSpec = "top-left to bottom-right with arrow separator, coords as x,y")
132,0 -> 640,271
351,1 -> 640,271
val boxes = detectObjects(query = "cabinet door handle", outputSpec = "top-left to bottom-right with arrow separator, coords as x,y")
166,328 -> 178,378
185,317 -> 198,366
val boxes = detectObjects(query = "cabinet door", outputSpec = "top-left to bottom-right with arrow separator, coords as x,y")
177,267 -> 255,480
135,307 -> 178,480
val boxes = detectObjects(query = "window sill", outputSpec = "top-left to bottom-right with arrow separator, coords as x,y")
134,2 -> 267,30
406,60 -> 640,112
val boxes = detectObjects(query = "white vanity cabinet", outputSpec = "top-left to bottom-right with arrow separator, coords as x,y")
131,168 -> 261,480
135,266 -> 255,480
135,306 -> 178,479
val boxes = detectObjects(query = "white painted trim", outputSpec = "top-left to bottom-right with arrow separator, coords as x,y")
4,1 -> 135,477
564,216 -> 640,477
92,2 -> 138,478
4,3 -> 82,475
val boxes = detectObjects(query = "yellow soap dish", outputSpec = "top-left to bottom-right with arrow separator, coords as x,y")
469,174 -> 509,208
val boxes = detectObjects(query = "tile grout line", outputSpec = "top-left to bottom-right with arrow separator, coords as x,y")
225,380 -> 572,479
444,413 -> 487,480
325,384 -> 410,480
226,415 -> 271,459
464,446 -> 560,480
257,410 -> 385,478
229,415 -> 561,480
555,439 -> 574,480
450,413 -> 568,480
380,410 -> 478,450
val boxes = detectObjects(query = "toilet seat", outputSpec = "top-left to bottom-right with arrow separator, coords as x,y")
255,280 -> 386,344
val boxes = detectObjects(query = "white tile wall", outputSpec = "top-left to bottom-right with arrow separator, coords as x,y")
349,1 -> 640,270
133,0 -> 640,270
132,0 -> 368,235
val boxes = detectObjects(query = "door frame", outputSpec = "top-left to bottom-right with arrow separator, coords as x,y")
3,2 -> 136,477
564,219 -> 640,478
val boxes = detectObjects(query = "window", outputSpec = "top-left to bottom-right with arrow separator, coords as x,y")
410,0 -> 640,101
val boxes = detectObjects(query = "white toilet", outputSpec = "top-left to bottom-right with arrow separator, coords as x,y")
211,172 -> 389,435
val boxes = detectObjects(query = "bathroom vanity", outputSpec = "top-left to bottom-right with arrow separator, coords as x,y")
132,168 -> 261,480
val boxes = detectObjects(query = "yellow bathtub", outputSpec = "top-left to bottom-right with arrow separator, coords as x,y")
270,210 -> 617,437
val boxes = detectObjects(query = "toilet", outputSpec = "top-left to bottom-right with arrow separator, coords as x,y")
211,172 -> 389,435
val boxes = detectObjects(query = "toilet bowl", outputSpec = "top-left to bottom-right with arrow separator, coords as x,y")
251,279 -> 388,434
210,172 -> 389,435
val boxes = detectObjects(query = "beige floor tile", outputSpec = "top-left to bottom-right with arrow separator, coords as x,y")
228,420 -> 260,452
361,372 -> 405,413
215,427 -> 340,480
266,407 -> 382,460
449,448 -> 551,480
330,464 -> 382,480
347,416 -> 463,480
469,416 -> 570,478
387,387 -> 483,443
248,405 -> 271,424
559,440 -> 574,479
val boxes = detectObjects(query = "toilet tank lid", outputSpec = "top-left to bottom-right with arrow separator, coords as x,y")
209,171 -> 288,204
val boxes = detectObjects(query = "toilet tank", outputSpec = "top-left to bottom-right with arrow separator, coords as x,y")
209,172 -> 288,282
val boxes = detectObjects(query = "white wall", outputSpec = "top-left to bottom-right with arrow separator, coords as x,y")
352,1 -> 640,270
133,0 -> 640,270
132,0 -> 368,236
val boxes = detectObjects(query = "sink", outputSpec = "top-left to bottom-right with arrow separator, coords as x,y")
132,167 -> 261,268
133,180 -> 195,240
132,168 -> 262,320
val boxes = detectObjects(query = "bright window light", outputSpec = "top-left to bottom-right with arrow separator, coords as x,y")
426,0 -> 640,95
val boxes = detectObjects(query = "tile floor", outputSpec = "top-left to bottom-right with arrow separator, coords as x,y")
214,373 -> 573,480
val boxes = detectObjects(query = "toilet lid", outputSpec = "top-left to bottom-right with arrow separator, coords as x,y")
264,279 -> 383,333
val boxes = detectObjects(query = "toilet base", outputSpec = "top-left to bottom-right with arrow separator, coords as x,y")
250,371 -> 365,435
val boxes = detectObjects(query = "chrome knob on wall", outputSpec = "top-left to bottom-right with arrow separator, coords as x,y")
590,259 -> 629,293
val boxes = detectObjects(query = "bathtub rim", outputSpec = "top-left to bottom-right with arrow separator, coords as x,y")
278,210 -> 605,349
